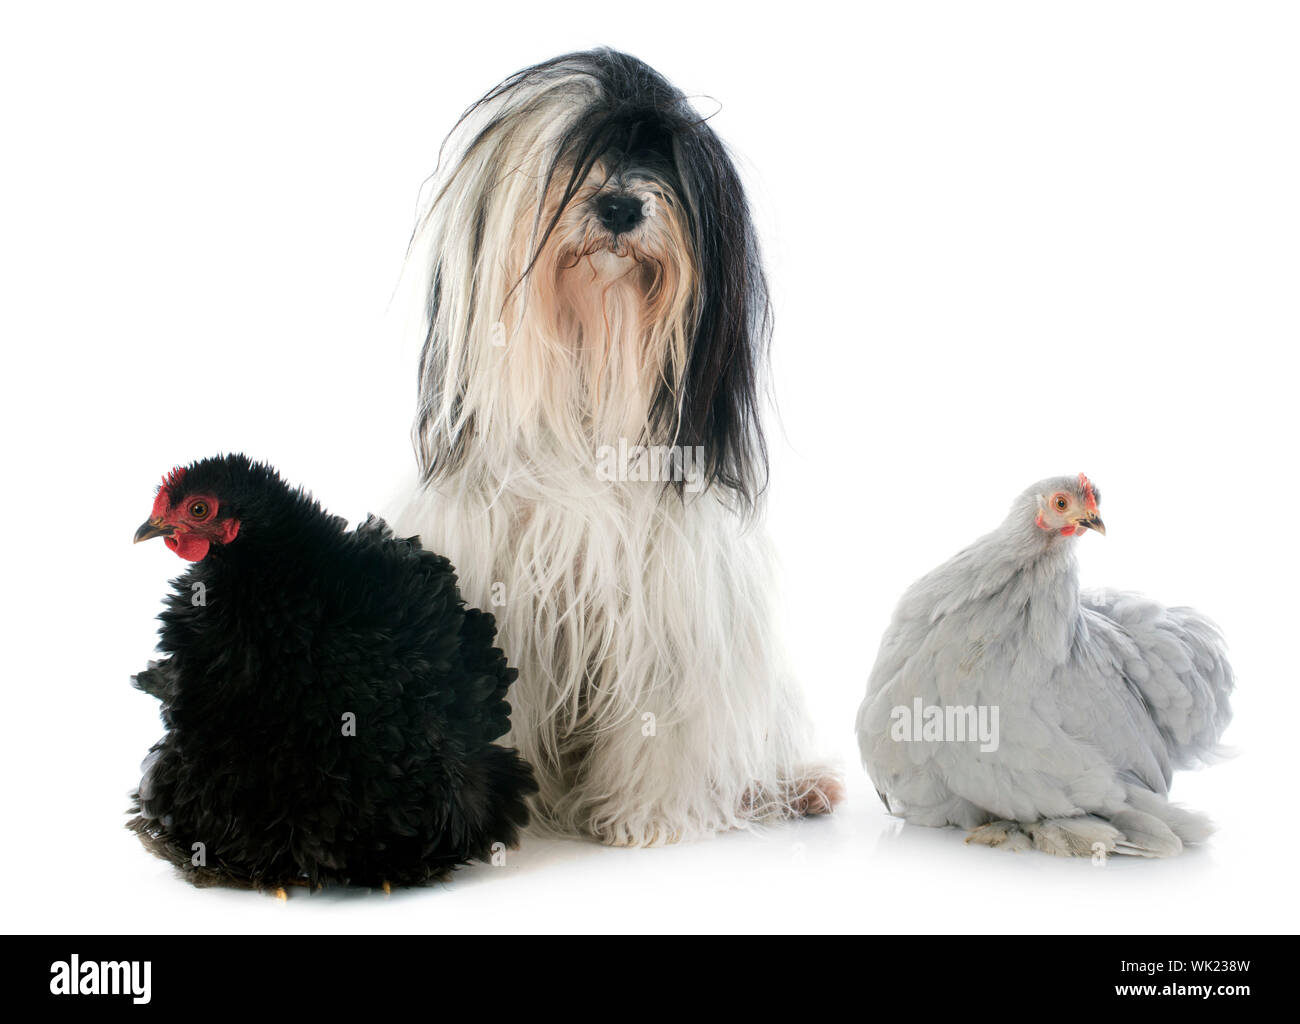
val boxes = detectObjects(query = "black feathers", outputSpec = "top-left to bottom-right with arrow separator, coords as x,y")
128,454 -> 536,891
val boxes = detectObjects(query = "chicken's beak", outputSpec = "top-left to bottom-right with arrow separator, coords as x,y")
1078,512 -> 1106,536
134,517 -> 175,543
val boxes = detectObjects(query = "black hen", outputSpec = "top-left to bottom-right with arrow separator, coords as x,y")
128,453 -> 536,892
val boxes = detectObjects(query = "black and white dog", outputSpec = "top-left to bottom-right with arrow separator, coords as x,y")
393,49 -> 839,845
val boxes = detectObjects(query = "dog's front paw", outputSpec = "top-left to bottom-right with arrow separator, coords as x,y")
588,818 -> 683,848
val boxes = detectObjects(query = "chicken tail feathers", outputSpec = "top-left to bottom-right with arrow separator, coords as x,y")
1123,784 -> 1216,845
1083,589 -> 1234,768
449,744 -> 538,860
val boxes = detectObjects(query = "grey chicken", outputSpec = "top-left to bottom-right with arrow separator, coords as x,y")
857,474 -> 1233,857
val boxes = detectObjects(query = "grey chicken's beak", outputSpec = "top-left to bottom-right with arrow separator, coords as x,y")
1079,512 -> 1106,536
134,517 -> 175,544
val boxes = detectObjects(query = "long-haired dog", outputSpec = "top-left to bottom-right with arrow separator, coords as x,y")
392,48 -> 840,846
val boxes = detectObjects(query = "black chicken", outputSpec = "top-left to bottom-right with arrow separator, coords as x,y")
129,453 -> 535,893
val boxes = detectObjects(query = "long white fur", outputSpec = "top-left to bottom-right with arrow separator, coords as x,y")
390,64 -> 835,846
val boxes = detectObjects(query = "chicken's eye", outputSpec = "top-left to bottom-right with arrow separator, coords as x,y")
189,501 -> 210,520
1054,495 -> 1069,511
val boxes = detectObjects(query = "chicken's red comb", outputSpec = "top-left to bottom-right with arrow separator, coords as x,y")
1078,472 -> 1098,511
150,466 -> 187,519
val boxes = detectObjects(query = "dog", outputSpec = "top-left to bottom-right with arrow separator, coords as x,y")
391,48 -> 840,846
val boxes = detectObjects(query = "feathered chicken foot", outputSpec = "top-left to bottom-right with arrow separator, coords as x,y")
272,878 -> 313,900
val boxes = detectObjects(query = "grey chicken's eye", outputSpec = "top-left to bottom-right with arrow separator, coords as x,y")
1054,495 -> 1069,511
189,501 -> 209,520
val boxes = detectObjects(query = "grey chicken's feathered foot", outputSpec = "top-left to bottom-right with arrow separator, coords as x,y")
966,817 -> 1125,857
965,790 -> 1213,858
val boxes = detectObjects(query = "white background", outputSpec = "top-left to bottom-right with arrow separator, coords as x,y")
2,1 -> 1296,934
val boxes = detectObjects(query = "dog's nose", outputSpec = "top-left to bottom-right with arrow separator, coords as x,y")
595,194 -> 644,235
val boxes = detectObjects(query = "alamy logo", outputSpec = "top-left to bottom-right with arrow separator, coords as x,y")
49,955 -> 151,1004
595,441 -> 706,493
889,698 -> 1000,752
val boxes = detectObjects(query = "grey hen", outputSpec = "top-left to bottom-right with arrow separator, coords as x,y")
857,474 -> 1233,857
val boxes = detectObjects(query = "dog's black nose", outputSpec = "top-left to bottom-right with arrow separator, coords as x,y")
595,194 -> 644,235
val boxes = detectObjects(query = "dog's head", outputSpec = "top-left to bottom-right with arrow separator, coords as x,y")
410,48 -> 770,509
